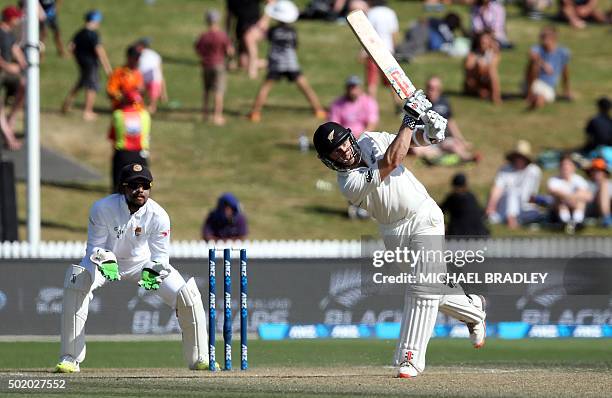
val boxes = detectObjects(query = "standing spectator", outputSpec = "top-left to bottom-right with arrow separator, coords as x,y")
547,153 -> 593,233
328,75 -> 379,139
585,158 -> 612,227
106,45 -> 144,111
248,0 -> 326,122
108,90 -> 151,192
486,140 -> 542,229
471,0 -> 512,49
364,0 -> 399,103
464,30 -> 502,105
39,0 -> 66,57
560,0 -> 607,29
195,10 -> 234,126
582,96 -> 612,156
61,10 -> 112,121
202,193 -> 248,241
412,76 -> 479,164
0,5 -> 26,150
441,173 -> 489,236
525,26 -> 571,110
135,38 -> 167,114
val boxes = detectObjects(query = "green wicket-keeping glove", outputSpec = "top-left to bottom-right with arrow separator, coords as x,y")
90,248 -> 121,281
138,262 -> 170,290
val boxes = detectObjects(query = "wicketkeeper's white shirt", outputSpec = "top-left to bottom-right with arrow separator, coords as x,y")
337,131 -> 433,225
80,194 -> 171,271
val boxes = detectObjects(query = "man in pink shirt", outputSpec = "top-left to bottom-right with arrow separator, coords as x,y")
329,75 -> 379,139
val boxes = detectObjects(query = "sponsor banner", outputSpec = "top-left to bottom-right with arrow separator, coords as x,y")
0,258 -> 610,335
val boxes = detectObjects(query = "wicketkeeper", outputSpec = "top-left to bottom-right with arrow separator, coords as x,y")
55,164 -> 212,373
313,90 -> 487,378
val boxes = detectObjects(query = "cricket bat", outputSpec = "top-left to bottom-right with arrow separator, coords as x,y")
346,10 -> 416,101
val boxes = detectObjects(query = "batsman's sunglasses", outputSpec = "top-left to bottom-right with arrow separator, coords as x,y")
123,181 -> 152,190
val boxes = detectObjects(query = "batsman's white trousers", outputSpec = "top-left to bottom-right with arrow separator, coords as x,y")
379,199 -> 486,373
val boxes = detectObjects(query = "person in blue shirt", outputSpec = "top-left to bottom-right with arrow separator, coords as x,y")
202,193 -> 249,241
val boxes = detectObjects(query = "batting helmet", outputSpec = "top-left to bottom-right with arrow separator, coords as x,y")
313,122 -> 362,172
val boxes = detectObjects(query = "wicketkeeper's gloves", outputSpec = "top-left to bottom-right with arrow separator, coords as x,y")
138,262 -> 170,290
90,248 -> 121,281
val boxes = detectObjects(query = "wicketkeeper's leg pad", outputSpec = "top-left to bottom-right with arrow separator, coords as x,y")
176,277 -> 208,369
438,293 -> 486,324
60,264 -> 93,363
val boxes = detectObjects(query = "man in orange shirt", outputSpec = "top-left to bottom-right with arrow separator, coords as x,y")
107,45 -> 144,110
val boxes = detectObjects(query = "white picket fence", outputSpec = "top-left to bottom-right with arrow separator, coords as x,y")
0,237 -> 611,259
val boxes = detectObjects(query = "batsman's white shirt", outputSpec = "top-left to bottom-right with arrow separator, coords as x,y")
338,131 -> 434,226
80,194 -> 171,272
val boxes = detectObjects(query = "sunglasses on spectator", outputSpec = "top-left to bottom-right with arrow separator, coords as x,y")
123,182 -> 152,190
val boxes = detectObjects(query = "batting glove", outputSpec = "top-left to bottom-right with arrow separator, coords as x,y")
403,89 -> 432,118
90,248 -> 121,281
418,110 -> 447,143
138,262 -> 170,290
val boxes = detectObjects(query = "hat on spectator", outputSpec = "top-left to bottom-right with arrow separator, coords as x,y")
206,9 -> 220,24
451,173 -> 467,187
506,140 -> 533,163
345,75 -> 362,87
587,158 -> 610,175
265,0 -> 299,24
2,6 -> 23,22
85,10 -> 102,23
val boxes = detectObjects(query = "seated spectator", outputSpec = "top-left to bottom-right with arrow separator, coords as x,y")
396,13 -> 468,62
412,76 -> 479,164
464,30 -> 502,104
585,158 -> 612,227
547,153 -> 593,233
328,75 -> 379,139
523,0 -> 553,20
525,26 -> 571,110
107,45 -> 144,111
559,0 -> 607,29
486,140 -> 542,229
441,173 -> 489,236
202,193 -> 248,241
582,96 -> 612,157
471,0 -> 512,49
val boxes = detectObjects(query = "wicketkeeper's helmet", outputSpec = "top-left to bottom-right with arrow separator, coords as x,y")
313,122 -> 362,172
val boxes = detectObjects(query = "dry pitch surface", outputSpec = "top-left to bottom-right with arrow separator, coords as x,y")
1,366 -> 610,397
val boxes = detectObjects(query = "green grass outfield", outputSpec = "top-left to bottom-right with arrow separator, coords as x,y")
0,339 -> 610,397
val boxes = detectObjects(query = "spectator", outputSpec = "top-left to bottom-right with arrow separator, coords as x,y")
464,30 -> 502,104
412,76 -> 479,164
0,5 -> 26,150
364,0 -> 400,102
328,75 -> 379,139
108,90 -> 151,192
107,45 -> 144,111
441,173 -> 489,236
248,0 -> 326,122
547,153 -> 593,233
195,10 -> 234,126
135,38 -> 167,114
471,0 -> 512,49
39,0 -> 66,57
202,193 -> 248,241
582,96 -> 612,156
486,140 -> 542,229
559,0 -> 607,29
525,26 -> 571,110
585,158 -> 612,227
61,10 -> 112,121
522,0 -> 553,20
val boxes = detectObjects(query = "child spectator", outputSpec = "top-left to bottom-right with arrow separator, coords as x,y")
61,10 -> 112,121
471,0 -> 512,49
486,140 -> 542,229
202,193 -> 248,241
107,45 -> 144,111
525,26 -> 572,110
547,153 -> 593,233
585,158 -> 612,227
441,173 -> 489,236
328,75 -> 378,139
248,0 -> 326,122
582,96 -> 612,156
135,38 -> 167,114
559,0 -> 607,29
195,10 -> 234,125
464,30 -> 502,104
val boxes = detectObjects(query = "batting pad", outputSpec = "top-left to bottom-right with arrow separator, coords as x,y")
439,294 -> 486,324
176,277 -> 208,368
60,264 -> 93,363
394,295 -> 439,373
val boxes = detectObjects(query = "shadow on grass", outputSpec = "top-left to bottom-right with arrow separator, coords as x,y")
161,55 -> 199,67
304,205 -> 348,219
19,218 -> 87,234
444,89 -> 526,101
42,181 -> 109,194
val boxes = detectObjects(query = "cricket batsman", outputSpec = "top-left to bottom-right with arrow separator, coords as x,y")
313,90 -> 486,378
55,164 -> 212,373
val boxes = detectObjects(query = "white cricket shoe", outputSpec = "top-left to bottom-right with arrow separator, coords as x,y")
396,361 -> 419,378
54,355 -> 80,373
466,294 -> 487,349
